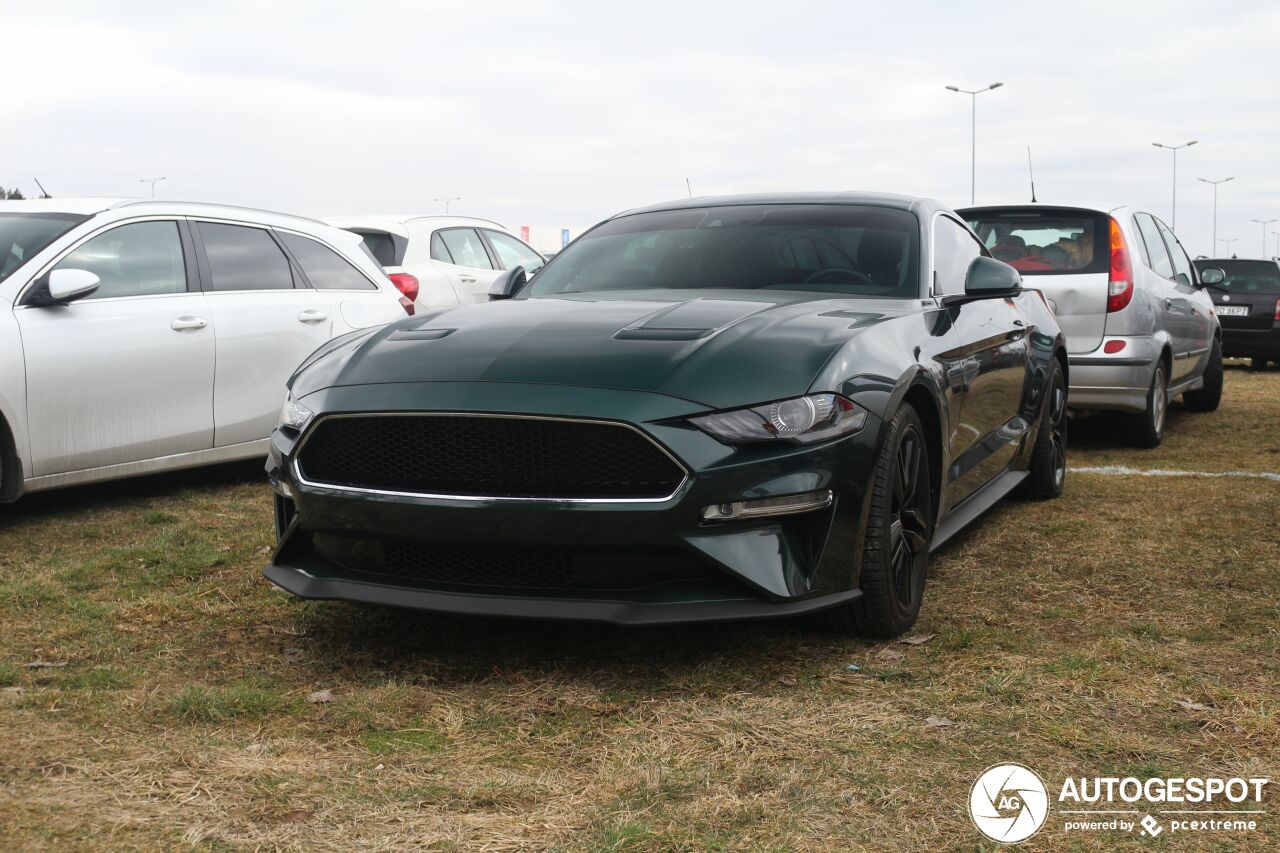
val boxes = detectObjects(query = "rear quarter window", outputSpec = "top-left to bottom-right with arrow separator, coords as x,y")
961,207 -> 1107,275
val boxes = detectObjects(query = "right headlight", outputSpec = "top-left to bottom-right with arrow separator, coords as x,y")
690,393 -> 867,445
279,390 -> 314,432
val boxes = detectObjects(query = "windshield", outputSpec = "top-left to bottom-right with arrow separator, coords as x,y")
0,212 -> 89,284
1193,259 -> 1280,294
526,204 -> 921,298
962,207 -> 1107,275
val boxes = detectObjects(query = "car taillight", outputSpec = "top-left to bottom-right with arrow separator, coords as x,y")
388,272 -> 420,303
1103,339 -> 1126,354
1274,298 -> 1280,321
1107,217 -> 1134,313
398,296 -> 415,316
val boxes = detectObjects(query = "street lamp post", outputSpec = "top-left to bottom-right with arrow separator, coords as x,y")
945,82 -> 1004,205
1271,231 -> 1280,259
1151,141 -> 1197,230
139,177 -> 167,199
1197,176 -> 1233,253
1221,237 -> 1238,257
433,196 -> 462,215
1251,218 -> 1276,258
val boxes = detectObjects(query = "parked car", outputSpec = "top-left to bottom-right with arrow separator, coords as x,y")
959,204 -> 1223,447
0,198 -> 406,500
1191,258 -> 1280,369
324,215 -> 546,312
266,193 -> 1068,637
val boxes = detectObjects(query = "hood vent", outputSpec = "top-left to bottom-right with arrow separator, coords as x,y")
614,327 -> 713,341
388,327 -> 455,341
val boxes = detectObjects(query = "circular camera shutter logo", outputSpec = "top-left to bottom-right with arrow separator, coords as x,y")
969,763 -> 1049,844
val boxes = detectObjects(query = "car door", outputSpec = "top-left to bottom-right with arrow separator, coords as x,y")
479,228 -> 546,278
1133,214 -> 1190,375
276,229 -> 404,331
15,218 -> 215,476
932,214 -> 1029,507
191,220 -> 334,448
1156,217 -> 1213,380
432,227 -> 501,303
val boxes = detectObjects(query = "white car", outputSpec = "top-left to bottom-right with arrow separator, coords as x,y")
0,198 -> 407,499
324,215 -> 546,311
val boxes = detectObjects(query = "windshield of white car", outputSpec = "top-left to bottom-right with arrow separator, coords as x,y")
0,212 -> 90,284
526,205 -> 921,298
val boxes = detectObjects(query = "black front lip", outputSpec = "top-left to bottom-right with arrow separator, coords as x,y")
263,562 -> 861,626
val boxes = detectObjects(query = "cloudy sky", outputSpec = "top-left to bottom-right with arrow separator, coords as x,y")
5,1 -> 1279,256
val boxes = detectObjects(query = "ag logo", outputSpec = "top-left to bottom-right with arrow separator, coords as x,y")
969,763 -> 1050,843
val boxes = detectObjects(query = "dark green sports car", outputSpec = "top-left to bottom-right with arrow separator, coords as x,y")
265,193 -> 1068,636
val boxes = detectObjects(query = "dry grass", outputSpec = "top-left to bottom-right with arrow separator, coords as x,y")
1,367 -> 1277,851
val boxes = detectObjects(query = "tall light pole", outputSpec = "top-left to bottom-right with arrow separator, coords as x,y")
945,82 -> 1003,204
1272,231 -> 1280,259
433,196 -> 461,215
1221,237 -> 1238,257
139,176 -> 166,198
1151,141 -> 1197,230
1197,176 -> 1233,253
1251,218 -> 1276,258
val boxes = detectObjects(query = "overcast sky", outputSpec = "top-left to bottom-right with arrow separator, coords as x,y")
5,1 -> 1279,256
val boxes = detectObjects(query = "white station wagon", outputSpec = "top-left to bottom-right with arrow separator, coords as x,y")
0,198 -> 407,500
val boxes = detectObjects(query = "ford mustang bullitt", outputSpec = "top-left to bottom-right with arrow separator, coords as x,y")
264,193 -> 1068,637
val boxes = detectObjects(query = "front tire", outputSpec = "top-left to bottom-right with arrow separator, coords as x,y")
1025,360 -> 1067,499
825,404 -> 934,638
1183,339 -> 1223,412
1130,362 -> 1168,448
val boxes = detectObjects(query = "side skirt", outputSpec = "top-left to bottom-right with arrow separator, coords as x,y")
929,469 -> 1028,553
23,439 -> 270,494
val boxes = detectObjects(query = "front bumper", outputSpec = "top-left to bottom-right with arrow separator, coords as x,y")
1066,336 -> 1160,412
264,382 -> 882,625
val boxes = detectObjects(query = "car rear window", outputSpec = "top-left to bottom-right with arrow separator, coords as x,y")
0,212 -> 89,283
961,207 -> 1108,275
1194,259 -> 1280,294
348,230 -> 404,267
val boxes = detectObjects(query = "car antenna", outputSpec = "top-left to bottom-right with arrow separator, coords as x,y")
1026,147 -> 1037,203
33,177 -> 51,198
685,177 -> 693,198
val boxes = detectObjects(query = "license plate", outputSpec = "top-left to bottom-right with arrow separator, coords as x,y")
1216,305 -> 1249,317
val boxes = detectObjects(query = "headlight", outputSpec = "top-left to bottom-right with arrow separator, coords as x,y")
279,391 -> 314,432
690,393 -> 867,445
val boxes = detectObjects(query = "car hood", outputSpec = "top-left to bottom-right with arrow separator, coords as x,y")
291,291 -> 917,410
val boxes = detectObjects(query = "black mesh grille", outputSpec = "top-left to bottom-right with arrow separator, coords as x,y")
312,534 -> 719,593
296,415 -> 685,499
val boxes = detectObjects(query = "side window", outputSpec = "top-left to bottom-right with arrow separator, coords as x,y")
279,232 -> 375,290
1135,214 -> 1174,280
1156,219 -> 1194,287
197,222 -> 295,291
430,232 -> 452,263
437,228 -> 493,270
933,216 -> 983,296
54,221 -> 187,300
484,229 -> 544,274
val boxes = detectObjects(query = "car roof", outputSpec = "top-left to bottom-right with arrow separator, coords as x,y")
613,191 -> 943,219
323,214 -> 508,231
0,197 -> 132,215
0,197 -> 340,233
956,202 -> 1130,217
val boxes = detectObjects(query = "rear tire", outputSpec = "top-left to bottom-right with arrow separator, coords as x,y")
824,404 -> 934,638
1130,362 -> 1168,448
1183,339 -> 1223,412
1025,360 -> 1067,499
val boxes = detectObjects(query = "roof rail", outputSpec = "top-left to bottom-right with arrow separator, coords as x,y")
402,214 -> 508,230
111,199 -> 328,227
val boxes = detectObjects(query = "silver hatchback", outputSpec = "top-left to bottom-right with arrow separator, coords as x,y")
959,204 -> 1223,447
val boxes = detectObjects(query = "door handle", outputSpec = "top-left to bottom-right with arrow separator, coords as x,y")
298,309 -> 329,323
459,277 -> 477,284
170,316 -> 207,331
1165,298 -> 1173,309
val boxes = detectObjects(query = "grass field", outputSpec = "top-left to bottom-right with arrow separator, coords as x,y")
1,366 -> 1277,851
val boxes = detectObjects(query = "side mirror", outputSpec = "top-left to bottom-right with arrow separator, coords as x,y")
1198,267 -> 1226,287
488,266 -> 527,301
958,256 -> 1021,301
37,268 -> 101,305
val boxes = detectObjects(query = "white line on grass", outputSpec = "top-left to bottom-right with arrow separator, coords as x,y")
1070,465 -> 1280,482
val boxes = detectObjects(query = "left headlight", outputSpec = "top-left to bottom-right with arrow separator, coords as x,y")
279,391 -> 314,432
690,393 -> 868,445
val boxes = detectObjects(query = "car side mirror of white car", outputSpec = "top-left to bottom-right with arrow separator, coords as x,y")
489,266 -> 527,301
44,268 -> 102,304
